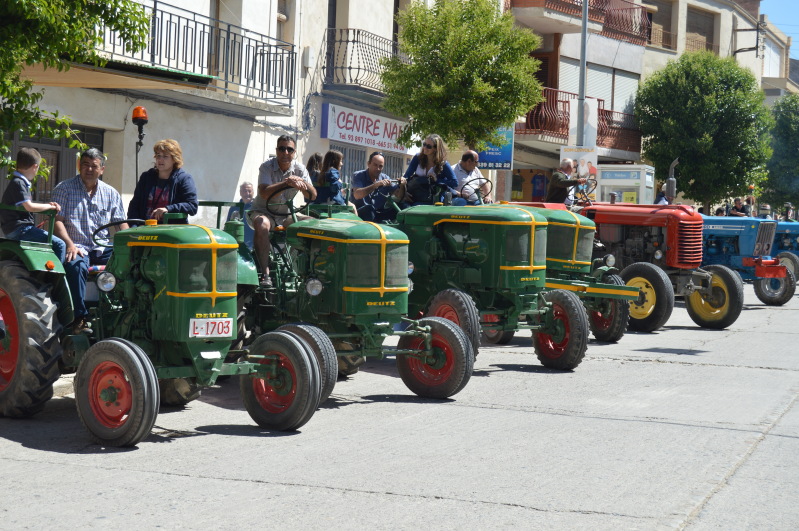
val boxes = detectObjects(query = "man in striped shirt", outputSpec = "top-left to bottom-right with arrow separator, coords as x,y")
53,148 -> 128,334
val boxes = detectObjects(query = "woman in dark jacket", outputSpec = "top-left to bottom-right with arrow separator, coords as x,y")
128,139 -> 198,224
402,134 -> 457,205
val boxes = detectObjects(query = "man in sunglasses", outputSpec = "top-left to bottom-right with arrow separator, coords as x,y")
249,135 -> 317,286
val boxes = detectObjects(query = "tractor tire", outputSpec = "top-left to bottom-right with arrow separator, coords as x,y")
426,289 -> 481,358
397,317 -> 474,399
754,269 -> 796,306
278,323 -> 337,404
777,252 -> 799,281
686,265 -> 744,329
620,263 -> 675,332
337,354 -> 366,377
0,260 -> 64,418
75,338 -> 160,447
240,331 -> 321,431
533,290 -> 589,370
481,314 -> 515,345
159,378 -> 202,406
588,274 -> 630,343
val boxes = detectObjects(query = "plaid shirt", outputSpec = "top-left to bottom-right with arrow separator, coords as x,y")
52,176 -> 126,252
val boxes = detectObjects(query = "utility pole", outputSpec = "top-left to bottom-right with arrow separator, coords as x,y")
577,0 -> 588,147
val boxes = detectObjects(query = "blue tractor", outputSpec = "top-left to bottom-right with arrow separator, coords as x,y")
702,215 -> 795,305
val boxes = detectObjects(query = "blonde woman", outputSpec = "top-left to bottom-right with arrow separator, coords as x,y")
402,134 -> 458,205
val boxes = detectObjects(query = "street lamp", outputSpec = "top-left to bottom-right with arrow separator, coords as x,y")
132,106 -> 148,179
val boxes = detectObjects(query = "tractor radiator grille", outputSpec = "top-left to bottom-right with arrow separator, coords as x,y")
677,221 -> 703,267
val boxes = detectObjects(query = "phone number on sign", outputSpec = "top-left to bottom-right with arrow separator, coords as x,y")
189,318 -> 234,338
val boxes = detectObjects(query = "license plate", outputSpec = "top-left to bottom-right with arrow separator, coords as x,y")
189,318 -> 234,338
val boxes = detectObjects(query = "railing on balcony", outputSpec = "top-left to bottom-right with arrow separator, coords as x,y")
648,27 -> 677,51
508,0 -> 610,23
516,88 -> 641,153
600,0 -> 651,46
321,28 -> 408,94
97,0 -> 296,107
685,35 -> 719,55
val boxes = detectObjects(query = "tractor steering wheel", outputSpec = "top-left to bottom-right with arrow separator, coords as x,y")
361,179 -> 400,211
575,178 -> 598,206
91,219 -> 144,248
265,183 -> 311,216
459,176 -> 493,204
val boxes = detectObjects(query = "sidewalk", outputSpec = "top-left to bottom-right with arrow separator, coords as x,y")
53,374 -> 74,398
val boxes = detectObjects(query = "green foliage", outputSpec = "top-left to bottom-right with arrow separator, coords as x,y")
764,93 -> 799,207
0,0 -> 150,167
380,0 -> 543,150
635,52 -> 773,207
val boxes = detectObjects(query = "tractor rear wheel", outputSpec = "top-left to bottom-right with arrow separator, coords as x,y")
754,269 -> 796,306
240,331 -> 321,431
621,263 -> 674,332
397,317 -> 474,399
533,290 -> 588,370
777,252 -> 799,280
481,314 -> 515,345
0,260 -> 64,418
686,265 -> 744,329
159,378 -> 202,406
278,323 -> 337,404
426,289 -> 481,358
75,339 -> 160,447
588,274 -> 630,343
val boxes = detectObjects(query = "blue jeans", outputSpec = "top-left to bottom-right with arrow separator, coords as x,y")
5,224 -> 66,263
65,247 -> 113,319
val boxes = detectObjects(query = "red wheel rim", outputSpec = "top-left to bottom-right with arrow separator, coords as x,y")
590,305 -> 613,331
253,351 -> 297,413
88,361 -> 133,428
431,303 -> 460,325
0,289 -> 21,392
403,332 -> 455,385
483,314 -> 500,338
537,302 -> 571,359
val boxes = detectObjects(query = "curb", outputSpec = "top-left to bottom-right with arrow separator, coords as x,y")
53,374 -> 75,398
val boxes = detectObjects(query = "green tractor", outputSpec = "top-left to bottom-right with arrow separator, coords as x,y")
206,196 -> 474,403
0,208 -> 324,447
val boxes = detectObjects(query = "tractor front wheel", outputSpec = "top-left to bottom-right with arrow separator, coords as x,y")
0,260 -> 64,418
533,290 -> 589,370
75,339 -> 160,447
278,323 -> 337,404
588,274 -> 630,343
754,269 -> 796,306
397,317 -> 474,399
686,265 -> 744,329
426,289 -> 481,358
240,331 -> 322,431
777,252 -> 799,280
621,263 -> 675,332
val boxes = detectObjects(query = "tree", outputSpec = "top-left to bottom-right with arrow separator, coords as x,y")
380,0 -> 543,150
0,0 -> 150,168
763,93 -> 799,209
635,52 -> 773,210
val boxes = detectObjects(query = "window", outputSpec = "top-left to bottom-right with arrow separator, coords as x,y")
559,58 -> 640,113
763,38 -> 782,78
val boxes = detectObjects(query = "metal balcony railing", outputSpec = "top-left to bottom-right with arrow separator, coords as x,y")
685,35 -> 719,55
508,0 -> 610,23
516,88 -> 641,153
648,27 -> 677,51
321,28 -> 408,94
600,0 -> 650,46
97,0 -> 296,107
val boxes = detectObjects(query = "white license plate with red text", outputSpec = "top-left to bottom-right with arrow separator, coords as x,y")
189,318 -> 234,338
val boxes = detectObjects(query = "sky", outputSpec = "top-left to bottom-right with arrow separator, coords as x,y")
760,0 -> 799,59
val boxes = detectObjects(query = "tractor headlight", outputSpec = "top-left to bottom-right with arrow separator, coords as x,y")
96,271 -> 117,292
654,250 -> 664,260
305,278 -> 323,296
795,236 -> 799,244
407,261 -> 415,275
408,279 -> 414,294
603,254 -> 616,267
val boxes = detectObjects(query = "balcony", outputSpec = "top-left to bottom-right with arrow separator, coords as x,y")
648,27 -> 677,51
321,28 -> 408,103
599,0 -> 650,46
96,0 -> 296,108
515,88 -> 641,153
508,0 -> 608,35
685,35 -> 719,55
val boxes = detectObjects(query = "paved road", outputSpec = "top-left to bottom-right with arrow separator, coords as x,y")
2,284 -> 798,529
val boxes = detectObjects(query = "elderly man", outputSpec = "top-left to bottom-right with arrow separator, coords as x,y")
351,151 -> 406,222
544,158 -> 586,204
452,150 -> 492,205
52,148 -> 128,334
249,135 -> 316,285
227,181 -> 255,249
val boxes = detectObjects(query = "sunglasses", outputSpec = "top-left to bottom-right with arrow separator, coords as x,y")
422,142 -> 435,149
277,146 -> 295,153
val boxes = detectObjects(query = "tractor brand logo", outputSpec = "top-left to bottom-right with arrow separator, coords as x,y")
520,277 -> 540,281
366,301 -> 396,306
563,265 -> 582,270
309,229 -> 325,235
137,235 -> 158,241
195,312 -> 229,318
450,215 -> 470,219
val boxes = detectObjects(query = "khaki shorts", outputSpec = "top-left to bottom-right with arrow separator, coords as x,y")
247,208 -> 310,230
